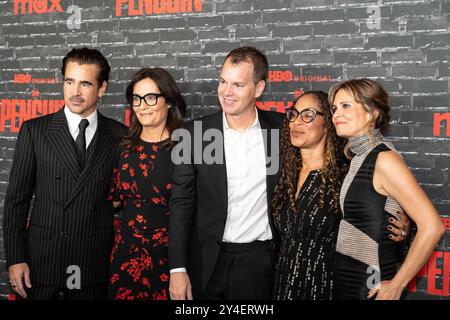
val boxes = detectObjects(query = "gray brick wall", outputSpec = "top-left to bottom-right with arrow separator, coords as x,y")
0,0 -> 449,300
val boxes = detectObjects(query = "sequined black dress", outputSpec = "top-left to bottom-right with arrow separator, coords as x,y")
273,170 -> 342,300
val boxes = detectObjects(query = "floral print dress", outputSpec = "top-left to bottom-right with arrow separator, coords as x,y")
107,139 -> 173,300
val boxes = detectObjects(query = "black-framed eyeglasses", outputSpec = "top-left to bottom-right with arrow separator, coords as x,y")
286,108 -> 324,123
130,93 -> 164,107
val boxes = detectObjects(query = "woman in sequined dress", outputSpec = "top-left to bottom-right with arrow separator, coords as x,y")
329,79 -> 444,300
271,90 -> 409,300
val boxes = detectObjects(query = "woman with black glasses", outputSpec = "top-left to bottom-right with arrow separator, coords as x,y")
107,68 -> 186,300
271,90 -> 408,300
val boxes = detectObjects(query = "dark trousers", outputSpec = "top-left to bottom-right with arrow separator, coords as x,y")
19,283 -> 107,300
201,240 -> 275,300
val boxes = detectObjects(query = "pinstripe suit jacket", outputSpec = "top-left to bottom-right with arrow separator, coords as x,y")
3,108 -> 127,287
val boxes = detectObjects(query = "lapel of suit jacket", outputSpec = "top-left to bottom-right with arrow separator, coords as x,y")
65,111 -> 115,206
257,108 -> 283,246
257,108 -> 280,207
205,111 -> 228,217
46,108 -> 81,181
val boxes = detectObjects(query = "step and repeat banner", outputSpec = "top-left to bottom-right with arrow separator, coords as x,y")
0,0 -> 449,300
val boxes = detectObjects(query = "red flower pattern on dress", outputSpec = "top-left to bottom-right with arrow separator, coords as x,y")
153,289 -> 167,300
111,273 -> 120,284
152,228 -> 168,247
160,274 -> 169,282
139,153 -> 147,161
112,168 -> 120,182
140,163 -> 148,177
120,253 -> 153,282
152,197 -> 161,205
108,169 -> 121,201
136,292 -> 149,299
142,277 -> 150,288
108,142 -> 170,300
110,220 -> 124,263
116,287 -> 134,300
131,180 -> 138,194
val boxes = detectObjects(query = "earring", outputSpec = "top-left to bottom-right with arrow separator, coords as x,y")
167,105 -> 172,109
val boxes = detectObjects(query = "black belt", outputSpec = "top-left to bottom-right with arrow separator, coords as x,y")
219,240 -> 274,253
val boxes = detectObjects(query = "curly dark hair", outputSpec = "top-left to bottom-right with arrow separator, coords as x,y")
272,91 -> 346,218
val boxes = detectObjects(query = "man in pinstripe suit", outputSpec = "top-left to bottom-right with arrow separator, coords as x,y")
3,48 -> 127,300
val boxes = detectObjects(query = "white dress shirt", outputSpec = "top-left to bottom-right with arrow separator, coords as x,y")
170,109 -> 272,274
222,110 -> 272,243
64,106 -> 98,148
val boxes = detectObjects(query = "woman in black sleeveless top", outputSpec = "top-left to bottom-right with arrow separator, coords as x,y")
329,79 -> 444,300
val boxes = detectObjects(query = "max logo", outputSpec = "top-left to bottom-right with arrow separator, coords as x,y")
14,0 -> 63,15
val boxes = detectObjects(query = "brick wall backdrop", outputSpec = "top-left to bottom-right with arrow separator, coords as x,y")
0,0 -> 449,300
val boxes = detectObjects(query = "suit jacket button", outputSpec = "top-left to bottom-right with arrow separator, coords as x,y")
88,232 -> 94,237
63,205 -> 68,210
60,232 -> 67,238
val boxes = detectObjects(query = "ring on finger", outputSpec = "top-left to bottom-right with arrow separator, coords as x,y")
401,230 -> 406,237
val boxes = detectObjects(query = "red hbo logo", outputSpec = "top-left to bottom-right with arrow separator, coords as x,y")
268,71 -> 293,82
